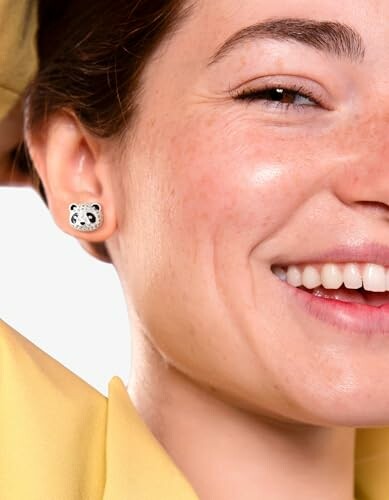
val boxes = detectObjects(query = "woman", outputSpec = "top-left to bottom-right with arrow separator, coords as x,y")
3,0 -> 389,498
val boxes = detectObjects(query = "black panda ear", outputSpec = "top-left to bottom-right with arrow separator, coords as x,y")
70,204 -> 78,211
92,203 -> 100,211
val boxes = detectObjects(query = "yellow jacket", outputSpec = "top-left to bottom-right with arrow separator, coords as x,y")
0,0 -> 37,121
0,318 -> 389,500
0,318 -> 198,499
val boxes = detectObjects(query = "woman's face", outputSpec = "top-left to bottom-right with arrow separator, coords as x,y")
115,0 -> 389,426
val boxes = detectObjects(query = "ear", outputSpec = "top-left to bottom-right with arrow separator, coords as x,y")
26,111 -> 118,252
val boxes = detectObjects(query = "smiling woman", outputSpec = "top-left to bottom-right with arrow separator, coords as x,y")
4,0 -> 389,499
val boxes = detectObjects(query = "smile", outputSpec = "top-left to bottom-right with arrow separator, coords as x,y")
272,262 -> 389,306
271,261 -> 389,335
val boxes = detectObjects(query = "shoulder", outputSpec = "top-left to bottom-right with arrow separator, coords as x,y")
0,318 -> 107,499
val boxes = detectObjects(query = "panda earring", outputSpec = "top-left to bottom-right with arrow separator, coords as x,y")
68,202 -> 103,232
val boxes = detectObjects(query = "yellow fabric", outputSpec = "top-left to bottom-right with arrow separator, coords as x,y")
355,428 -> 389,500
0,0 -> 38,120
0,318 -> 198,500
0,317 -> 388,499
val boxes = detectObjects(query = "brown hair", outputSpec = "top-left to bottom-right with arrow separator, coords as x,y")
25,0 -> 195,201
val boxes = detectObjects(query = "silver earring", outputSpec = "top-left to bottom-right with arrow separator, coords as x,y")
68,202 -> 103,232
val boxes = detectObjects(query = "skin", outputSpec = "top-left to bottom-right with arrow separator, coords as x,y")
29,0 -> 389,498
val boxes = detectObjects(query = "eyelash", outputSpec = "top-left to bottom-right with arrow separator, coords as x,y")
229,83 -> 325,111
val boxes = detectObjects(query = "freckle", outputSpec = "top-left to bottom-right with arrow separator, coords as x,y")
239,55 -> 247,68
148,117 -> 156,129
351,174 -> 360,185
261,214 -> 272,227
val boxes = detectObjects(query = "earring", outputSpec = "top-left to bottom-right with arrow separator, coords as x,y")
68,202 -> 103,232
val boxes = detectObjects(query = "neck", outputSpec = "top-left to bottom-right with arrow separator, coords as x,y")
128,331 -> 355,500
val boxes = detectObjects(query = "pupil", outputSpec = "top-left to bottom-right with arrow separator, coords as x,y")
269,88 -> 294,104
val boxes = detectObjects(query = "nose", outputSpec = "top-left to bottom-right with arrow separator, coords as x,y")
80,221 -> 85,225
330,114 -> 389,220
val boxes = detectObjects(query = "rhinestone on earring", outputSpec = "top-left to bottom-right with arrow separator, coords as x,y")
68,202 -> 103,232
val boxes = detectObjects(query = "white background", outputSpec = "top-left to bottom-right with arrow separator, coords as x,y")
0,187 -> 131,396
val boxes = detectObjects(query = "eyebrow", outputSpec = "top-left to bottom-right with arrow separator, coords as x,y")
207,17 -> 365,67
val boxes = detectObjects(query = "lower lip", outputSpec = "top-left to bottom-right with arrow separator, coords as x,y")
280,279 -> 389,335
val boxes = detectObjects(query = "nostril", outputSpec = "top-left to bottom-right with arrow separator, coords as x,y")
354,201 -> 389,217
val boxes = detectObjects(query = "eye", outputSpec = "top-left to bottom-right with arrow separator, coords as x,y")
71,214 -> 78,224
87,213 -> 96,223
230,83 -> 324,111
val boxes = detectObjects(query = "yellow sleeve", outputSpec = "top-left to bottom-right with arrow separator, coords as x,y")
0,0 -> 38,120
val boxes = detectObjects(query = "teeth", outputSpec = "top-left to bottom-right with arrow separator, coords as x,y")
363,263 -> 386,292
273,266 -> 286,281
302,266 -> 321,289
273,262 -> 389,292
321,263 -> 343,289
343,263 -> 362,289
286,265 -> 302,287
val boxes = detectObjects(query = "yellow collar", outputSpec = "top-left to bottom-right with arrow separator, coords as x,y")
103,376 -> 198,499
0,318 -> 198,499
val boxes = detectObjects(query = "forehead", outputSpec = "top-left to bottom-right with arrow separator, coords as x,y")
158,0 -> 386,70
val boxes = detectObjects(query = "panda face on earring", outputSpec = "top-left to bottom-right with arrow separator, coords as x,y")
68,202 -> 103,232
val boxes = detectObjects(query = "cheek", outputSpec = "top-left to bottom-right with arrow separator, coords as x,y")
163,111 -> 323,252
124,107 -> 359,423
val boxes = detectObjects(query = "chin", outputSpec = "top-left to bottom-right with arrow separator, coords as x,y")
295,382 -> 389,427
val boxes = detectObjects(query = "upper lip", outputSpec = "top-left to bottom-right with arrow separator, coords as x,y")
275,242 -> 389,268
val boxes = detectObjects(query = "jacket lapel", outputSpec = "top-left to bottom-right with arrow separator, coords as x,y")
103,376 -> 199,499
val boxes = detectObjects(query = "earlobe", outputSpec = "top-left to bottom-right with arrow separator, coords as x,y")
26,111 -> 117,244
